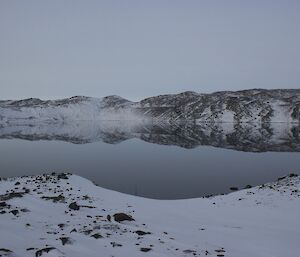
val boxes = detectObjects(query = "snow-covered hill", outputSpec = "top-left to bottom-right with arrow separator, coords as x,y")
0,173 -> 299,257
0,96 -> 140,124
136,89 -> 300,123
1,89 -> 300,124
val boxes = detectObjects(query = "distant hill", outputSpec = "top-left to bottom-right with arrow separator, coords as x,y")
1,89 -> 300,123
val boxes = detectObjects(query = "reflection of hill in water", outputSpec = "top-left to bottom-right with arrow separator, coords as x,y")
0,121 -> 299,152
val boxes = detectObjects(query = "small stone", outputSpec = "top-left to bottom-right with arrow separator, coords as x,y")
135,230 -> 151,236
58,173 -> 69,180
10,209 -> 19,216
140,247 -> 152,252
59,237 -> 71,245
107,214 -> 111,222
69,202 -> 80,211
91,233 -> 103,239
35,247 -> 56,257
113,213 -> 134,222
0,202 -> 7,207
110,242 -> 122,247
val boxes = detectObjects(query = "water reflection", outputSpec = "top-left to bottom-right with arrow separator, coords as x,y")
0,121 -> 299,152
0,121 -> 299,199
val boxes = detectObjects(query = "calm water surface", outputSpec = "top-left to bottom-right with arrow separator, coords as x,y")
0,121 -> 299,199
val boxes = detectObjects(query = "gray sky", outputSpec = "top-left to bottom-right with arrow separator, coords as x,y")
1,0 -> 299,101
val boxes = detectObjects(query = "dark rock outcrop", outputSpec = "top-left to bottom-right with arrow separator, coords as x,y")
113,213 -> 135,222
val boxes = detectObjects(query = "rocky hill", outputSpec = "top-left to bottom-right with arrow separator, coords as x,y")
0,89 -> 300,123
135,89 -> 300,123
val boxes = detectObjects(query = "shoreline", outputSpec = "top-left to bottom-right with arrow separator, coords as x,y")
0,172 -> 299,257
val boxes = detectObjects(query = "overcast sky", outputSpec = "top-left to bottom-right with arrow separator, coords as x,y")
0,0 -> 299,101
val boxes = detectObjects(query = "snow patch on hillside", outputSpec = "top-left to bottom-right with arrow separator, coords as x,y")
270,101 -> 294,123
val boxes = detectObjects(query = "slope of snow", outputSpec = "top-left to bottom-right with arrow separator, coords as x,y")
0,173 -> 299,257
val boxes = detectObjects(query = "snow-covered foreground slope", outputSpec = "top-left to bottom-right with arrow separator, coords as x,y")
0,173 -> 299,257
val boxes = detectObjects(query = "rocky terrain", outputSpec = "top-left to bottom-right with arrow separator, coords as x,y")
0,172 -> 299,257
137,89 -> 300,123
0,89 -> 300,123
0,121 -> 299,152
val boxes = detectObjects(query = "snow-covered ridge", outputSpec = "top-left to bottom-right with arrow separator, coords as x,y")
0,172 -> 299,257
137,89 -> 300,123
1,89 -> 300,123
0,95 -> 140,123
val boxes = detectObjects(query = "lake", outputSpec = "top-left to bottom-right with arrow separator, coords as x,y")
0,121 -> 299,199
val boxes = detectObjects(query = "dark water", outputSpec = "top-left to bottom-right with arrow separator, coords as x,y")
0,121 -> 299,199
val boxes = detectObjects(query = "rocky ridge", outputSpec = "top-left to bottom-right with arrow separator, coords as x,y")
0,89 -> 300,123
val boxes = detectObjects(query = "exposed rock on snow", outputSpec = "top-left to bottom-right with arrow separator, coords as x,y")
0,172 -> 299,257
1,89 -> 300,123
113,213 -> 135,223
